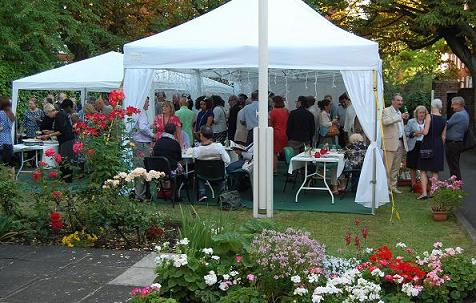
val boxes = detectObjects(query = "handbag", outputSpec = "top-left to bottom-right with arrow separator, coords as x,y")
462,127 -> 476,152
419,114 -> 433,159
327,125 -> 340,137
219,190 -> 243,210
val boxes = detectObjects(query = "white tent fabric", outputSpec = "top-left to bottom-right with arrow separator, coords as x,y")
341,70 -> 389,207
123,0 -> 389,208
124,0 -> 379,71
11,51 -> 234,116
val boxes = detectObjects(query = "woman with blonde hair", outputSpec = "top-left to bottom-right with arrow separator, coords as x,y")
404,105 -> 428,192
417,99 -> 446,200
154,101 -> 183,147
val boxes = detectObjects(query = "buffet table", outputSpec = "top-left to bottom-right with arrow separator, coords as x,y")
13,142 -> 59,179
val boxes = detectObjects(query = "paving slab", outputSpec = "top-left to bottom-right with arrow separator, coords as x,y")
0,244 -> 148,303
108,252 -> 157,287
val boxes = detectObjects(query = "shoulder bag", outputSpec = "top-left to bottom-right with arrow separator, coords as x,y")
419,115 -> 433,159
462,127 -> 476,152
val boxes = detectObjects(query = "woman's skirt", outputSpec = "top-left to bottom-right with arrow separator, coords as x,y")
406,141 -> 421,169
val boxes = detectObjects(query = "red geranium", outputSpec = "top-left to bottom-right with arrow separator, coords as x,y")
73,141 -> 84,154
32,170 -> 42,182
108,89 -> 125,107
48,171 -> 58,179
84,127 -> 99,137
126,106 -> 141,116
54,154 -> 62,164
45,148 -> 56,157
39,161 -> 47,167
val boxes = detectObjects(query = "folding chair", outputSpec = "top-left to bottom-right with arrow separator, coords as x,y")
194,159 -> 226,204
283,146 -> 300,192
144,156 -> 190,206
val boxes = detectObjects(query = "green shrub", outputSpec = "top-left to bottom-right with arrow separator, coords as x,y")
0,165 -> 21,216
218,287 -> 267,303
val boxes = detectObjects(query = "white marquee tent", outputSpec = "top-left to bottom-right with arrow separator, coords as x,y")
123,0 -> 390,212
11,51 -> 235,117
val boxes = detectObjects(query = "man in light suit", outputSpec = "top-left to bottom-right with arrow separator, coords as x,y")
382,93 -> 409,194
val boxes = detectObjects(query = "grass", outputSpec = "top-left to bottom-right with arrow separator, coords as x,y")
151,191 -> 475,256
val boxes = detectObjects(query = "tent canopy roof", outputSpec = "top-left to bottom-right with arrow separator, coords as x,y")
124,0 -> 380,71
14,52 -> 123,91
13,51 -> 234,94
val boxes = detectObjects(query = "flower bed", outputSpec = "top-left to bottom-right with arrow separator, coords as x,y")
132,224 -> 476,303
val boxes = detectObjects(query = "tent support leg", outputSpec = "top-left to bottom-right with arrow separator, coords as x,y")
371,70 -> 378,215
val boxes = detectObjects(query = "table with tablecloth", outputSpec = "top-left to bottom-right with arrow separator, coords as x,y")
288,150 -> 345,204
13,143 -> 59,179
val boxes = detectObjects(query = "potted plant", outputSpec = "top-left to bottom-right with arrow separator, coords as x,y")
430,176 -> 466,221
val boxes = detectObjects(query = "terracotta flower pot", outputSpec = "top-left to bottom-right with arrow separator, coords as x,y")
432,210 -> 449,221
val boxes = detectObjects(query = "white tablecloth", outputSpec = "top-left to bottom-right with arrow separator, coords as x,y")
288,150 -> 345,177
14,143 -> 59,168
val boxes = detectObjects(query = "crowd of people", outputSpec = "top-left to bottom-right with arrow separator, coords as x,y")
383,94 -> 470,199
0,89 -> 471,202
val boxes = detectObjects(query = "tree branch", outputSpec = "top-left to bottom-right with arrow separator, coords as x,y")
404,35 -> 442,50
441,27 -> 474,69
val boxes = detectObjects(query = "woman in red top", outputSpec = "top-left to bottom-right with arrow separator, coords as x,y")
269,95 -> 289,174
154,101 -> 183,147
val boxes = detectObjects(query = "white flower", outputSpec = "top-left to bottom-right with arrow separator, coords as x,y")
396,242 -> 407,248
172,254 -> 188,267
150,283 -> 161,290
155,245 -> 162,252
179,238 -> 189,246
219,281 -> 232,291
293,287 -> 308,296
312,294 -> 324,303
401,283 -> 423,297
202,248 -> 214,255
371,268 -> 384,277
365,248 -> 374,254
229,270 -> 239,277
211,255 -> 220,261
393,274 -> 404,284
291,275 -> 301,284
223,274 -> 230,280
308,273 -> 320,283
455,247 -> 464,254
204,271 -> 218,286
472,258 -> 476,266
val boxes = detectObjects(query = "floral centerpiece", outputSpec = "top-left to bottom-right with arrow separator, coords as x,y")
430,176 -> 466,221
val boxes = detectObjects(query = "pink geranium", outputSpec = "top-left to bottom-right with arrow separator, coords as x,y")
45,148 -> 56,157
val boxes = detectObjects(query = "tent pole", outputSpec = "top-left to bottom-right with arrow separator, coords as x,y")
80,88 -> 87,107
254,0 -> 273,218
371,70 -> 378,215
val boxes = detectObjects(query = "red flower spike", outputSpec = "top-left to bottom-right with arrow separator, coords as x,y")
344,232 -> 352,245
354,235 -> 361,248
354,218 -> 361,227
361,226 -> 368,239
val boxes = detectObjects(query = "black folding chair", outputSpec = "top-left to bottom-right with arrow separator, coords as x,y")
144,156 -> 190,206
339,167 -> 361,200
193,159 -> 226,204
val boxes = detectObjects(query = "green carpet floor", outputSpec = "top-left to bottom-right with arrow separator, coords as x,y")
17,162 -> 372,215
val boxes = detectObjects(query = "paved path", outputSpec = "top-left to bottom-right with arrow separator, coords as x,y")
0,244 -> 154,303
459,149 -> 476,231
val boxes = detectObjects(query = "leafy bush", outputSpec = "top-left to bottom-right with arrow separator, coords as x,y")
0,215 -> 22,242
0,165 -> 21,216
218,287 -> 267,303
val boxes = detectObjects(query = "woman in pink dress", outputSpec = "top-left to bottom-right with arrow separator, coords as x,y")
154,101 -> 183,147
269,95 -> 289,174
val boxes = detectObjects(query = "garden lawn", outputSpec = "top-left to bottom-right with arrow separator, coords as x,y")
152,191 -> 475,256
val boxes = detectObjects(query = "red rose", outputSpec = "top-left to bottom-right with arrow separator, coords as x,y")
39,161 -> 47,167
50,212 -> 61,221
52,191 -> 62,200
32,170 -> 42,182
45,148 -> 56,157
48,171 -> 58,178
54,154 -> 62,164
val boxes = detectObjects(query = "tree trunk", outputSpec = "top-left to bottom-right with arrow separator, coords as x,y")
472,73 -> 476,131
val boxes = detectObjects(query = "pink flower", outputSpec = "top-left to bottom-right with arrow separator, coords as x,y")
54,154 -> 62,164
73,141 -> 84,154
384,274 -> 394,282
247,273 -> 256,281
45,148 -> 56,157
433,242 -> 443,248
235,255 -> 242,263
